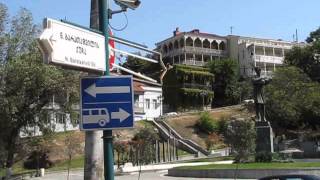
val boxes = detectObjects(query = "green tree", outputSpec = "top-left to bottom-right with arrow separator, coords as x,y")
197,111 -> 218,134
265,66 -> 320,130
65,133 -> 82,180
131,127 -> 159,165
121,53 -> 161,80
285,42 -> 320,82
113,141 -> 129,168
225,118 -> 256,162
306,27 -> 320,43
0,6 -> 79,177
207,59 -> 241,106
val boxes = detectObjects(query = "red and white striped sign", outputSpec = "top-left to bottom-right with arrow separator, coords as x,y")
109,29 -> 115,70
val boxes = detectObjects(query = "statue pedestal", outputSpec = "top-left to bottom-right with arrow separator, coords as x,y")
255,121 -> 274,153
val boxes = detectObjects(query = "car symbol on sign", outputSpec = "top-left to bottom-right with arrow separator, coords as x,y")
82,108 -> 110,127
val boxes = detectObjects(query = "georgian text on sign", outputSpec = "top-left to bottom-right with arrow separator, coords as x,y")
38,18 -> 106,72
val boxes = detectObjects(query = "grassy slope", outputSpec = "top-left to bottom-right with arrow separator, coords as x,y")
165,105 -> 252,149
0,121 -> 151,177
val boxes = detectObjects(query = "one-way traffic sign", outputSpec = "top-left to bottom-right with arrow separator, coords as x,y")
80,76 -> 134,130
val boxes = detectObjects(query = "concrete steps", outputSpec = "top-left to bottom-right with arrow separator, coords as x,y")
152,120 -> 199,156
152,120 -> 209,157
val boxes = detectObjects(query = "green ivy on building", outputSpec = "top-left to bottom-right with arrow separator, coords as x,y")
163,64 -> 214,111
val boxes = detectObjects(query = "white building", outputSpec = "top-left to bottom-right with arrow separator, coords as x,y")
156,28 -> 306,77
229,35 -> 305,77
156,28 -> 228,67
20,96 -> 79,137
133,78 -> 163,121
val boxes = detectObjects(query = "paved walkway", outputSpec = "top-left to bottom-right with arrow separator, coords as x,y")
119,160 -> 233,173
26,161 -> 236,180
29,170 -> 254,180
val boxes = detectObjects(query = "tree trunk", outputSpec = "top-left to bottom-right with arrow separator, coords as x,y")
84,1 -> 104,180
117,152 -> 120,168
5,128 -> 19,179
67,155 -> 71,180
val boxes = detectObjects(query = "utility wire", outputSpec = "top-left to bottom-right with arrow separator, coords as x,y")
109,12 -> 128,32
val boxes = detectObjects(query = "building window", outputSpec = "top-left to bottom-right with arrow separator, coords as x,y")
153,99 -> 157,109
219,41 -> 226,50
274,48 -> 283,57
255,46 -> 264,55
146,99 -> 150,109
56,113 -> 65,124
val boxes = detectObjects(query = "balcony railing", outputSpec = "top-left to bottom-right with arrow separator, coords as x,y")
184,46 -> 227,56
163,46 -> 227,57
182,59 -> 205,66
254,55 -> 284,64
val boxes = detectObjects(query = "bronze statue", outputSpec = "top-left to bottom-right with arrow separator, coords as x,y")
252,67 -> 272,122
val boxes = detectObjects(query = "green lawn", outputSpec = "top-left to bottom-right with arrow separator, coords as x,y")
0,161 -> 36,177
0,156 -> 84,177
49,156 -> 84,171
177,162 -> 320,170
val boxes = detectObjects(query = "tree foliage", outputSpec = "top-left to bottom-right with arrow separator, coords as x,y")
0,5 -> 79,173
207,59 -> 249,106
225,118 -> 256,162
285,42 -> 320,82
23,135 -> 53,169
121,53 -> 161,80
131,127 -> 159,165
197,112 -> 218,134
265,66 -> 320,130
163,65 -> 214,110
65,132 -> 82,180
306,27 -> 320,43
113,141 -> 129,168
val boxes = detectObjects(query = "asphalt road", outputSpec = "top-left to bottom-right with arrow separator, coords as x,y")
28,170 -> 255,180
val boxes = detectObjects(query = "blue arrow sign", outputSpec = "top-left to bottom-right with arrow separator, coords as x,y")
80,76 -> 134,131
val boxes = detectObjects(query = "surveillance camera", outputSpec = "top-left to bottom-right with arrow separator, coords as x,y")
114,0 -> 141,10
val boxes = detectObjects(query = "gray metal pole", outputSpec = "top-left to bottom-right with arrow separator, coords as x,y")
84,1 -> 104,179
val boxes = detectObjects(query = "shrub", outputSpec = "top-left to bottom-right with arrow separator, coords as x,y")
217,116 -> 229,135
23,151 -> 53,169
197,112 -> 218,134
225,118 -> 256,163
255,151 -> 272,162
205,133 -> 224,150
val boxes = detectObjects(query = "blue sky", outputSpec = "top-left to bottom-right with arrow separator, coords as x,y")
2,0 -> 320,48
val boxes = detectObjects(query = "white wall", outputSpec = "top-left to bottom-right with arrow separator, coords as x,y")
20,112 -> 79,137
142,86 -> 162,120
133,86 -> 163,121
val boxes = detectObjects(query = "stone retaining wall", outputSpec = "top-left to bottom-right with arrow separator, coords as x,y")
168,168 -> 320,179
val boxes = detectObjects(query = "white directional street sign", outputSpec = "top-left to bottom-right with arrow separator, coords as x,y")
80,76 -> 134,130
38,18 -> 106,72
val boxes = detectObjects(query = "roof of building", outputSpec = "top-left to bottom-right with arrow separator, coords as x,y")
133,81 -> 145,93
155,28 -> 227,46
133,77 -> 162,87
111,71 -> 162,88
133,78 -> 162,94
156,28 -> 307,47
